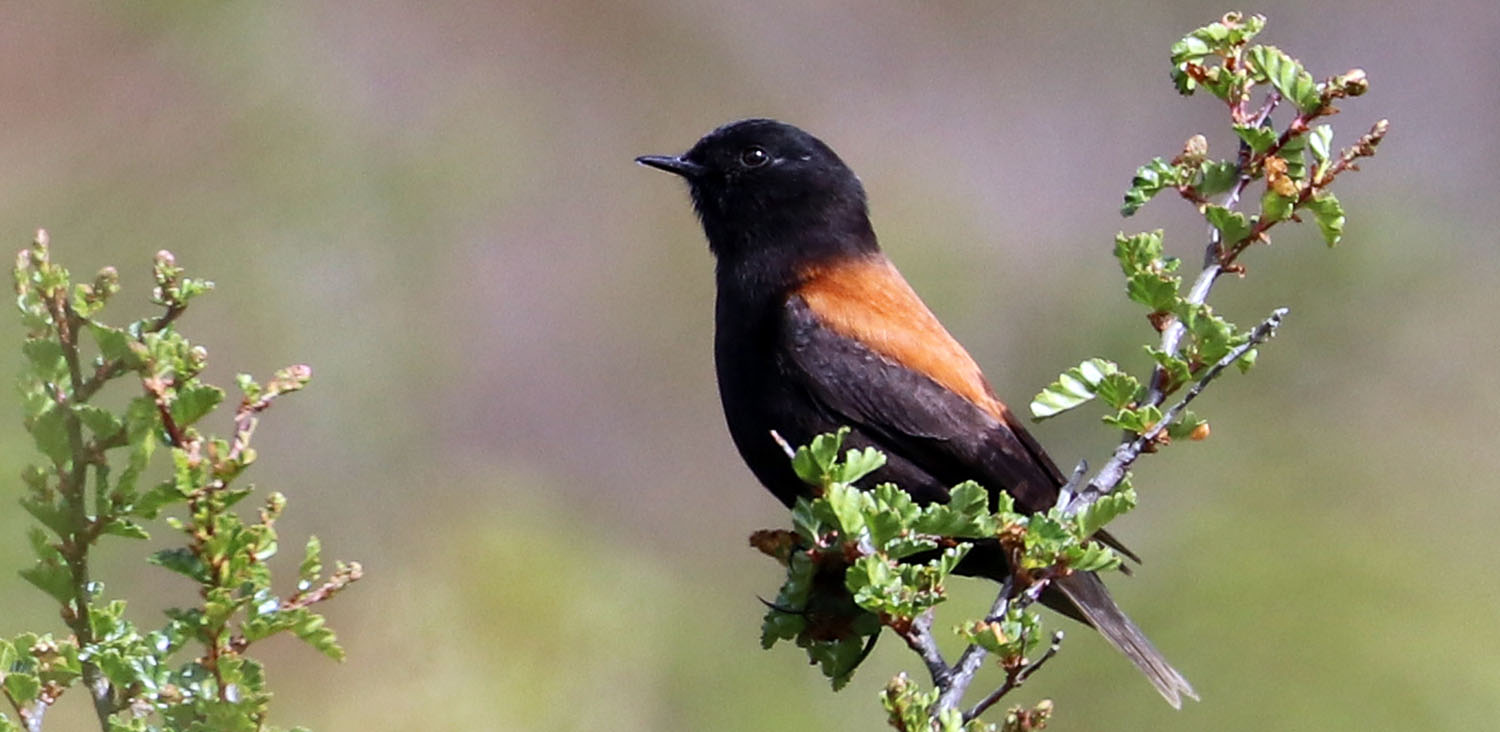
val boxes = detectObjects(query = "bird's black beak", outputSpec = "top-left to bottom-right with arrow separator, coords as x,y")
635,154 -> 707,179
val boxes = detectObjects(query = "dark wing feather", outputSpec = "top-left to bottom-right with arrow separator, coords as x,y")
785,258 -> 1141,562
782,294 -> 1060,512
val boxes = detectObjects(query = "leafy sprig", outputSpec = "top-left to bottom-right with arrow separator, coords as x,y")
755,429 -> 1127,727
750,12 -> 1387,731
1041,11 -> 1385,468
2,232 -> 359,732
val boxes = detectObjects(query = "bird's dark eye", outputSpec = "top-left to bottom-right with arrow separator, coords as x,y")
739,146 -> 770,168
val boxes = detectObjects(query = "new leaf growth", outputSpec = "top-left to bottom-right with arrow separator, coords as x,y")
1,233 -> 360,732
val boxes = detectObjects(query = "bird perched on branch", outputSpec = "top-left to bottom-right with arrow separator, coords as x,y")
637,118 -> 1195,707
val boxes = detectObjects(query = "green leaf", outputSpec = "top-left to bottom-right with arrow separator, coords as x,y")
911,481 -> 996,538
1126,271 -> 1182,313
291,611 -> 345,661
1204,205 -> 1252,246
834,447 -> 886,484
75,404 -> 123,442
847,555 -> 893,597
1197,160 -> 1240,196
29,405 -> 71,466
89,323 -> 141,369
2,672 -> 40,705
809,429 -> 846,472
19,495 -> 70,538
865,483 -> 918,550
883,535 -> 940,561
946,481 -> 988,518
1246,45 -> 1322,113
816,636 -> 871,691
1095,372 -> 1144,411
1279,133 -> 1309,180
235,372 -> 262,401
1183,304 -> 1245,366
1236,347 -> 1259,373
136,480 -> 187,519
791,427 -> 850,486
1030,359 -> 1138,419
21,339 -> 65,379
1121,159 -> 1177,216
1168,13 -> 1266,95
101,518 -> 150,540
1144,347 -> 1192,389
1178,12 -> 1265,56
1308,125 -> 1334,164
20,562 -> 74,607
1019,513 -> 1073,570
1102,404 -> 1163,435
1261,190 -> 1297,223
170,382 -> 224,427
822,483 -> 867,535
299,536 -> 323,588
1166,410 -> 1208,441
1065,542 -> 1122,572
761,553 -> 814,646
1306,192 -> 1346,246
122,396 -> 158,443
1113,230 -> 1166,274
172,447 -> 209,496
178,276 -> 214,301
147,547 -> 210,583
1233,124 -> 1278,154
1077,485 -> 1138,538
790,498 -> 821,544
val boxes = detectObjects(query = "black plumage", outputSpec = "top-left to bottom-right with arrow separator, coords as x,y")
638,118 -> 1195,707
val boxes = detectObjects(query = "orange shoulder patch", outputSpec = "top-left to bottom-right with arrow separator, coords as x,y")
796,255 -> 1004,419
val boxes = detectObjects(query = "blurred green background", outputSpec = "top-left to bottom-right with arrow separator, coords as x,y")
1,2 -> 1495,730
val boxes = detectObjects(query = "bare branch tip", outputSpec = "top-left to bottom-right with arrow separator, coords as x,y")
769,429 -> 796,460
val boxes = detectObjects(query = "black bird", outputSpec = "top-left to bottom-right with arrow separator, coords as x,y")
637,118 -> 1195,707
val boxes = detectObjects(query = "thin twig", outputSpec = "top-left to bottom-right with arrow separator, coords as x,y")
21,703 -> 45,732
895,609 -> 951,689
964,631 -> 1065,722
283,562 -> 364,612
1069,307 -> 1286,515
934,566 -> 1069,716
934,575 -> 1013,710
769,429 -> 796,460
3,684 -> 47,732
143,375 -> 190,449
1081,89 -> 1300,517
1151,92 -> 1280,406
1053,460 -> 1088,512
74,307 -> 185,403
43,288 -> 117,731
227,562 -> 365,654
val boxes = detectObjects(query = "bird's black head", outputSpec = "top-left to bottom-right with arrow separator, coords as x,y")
637,119 -> 877,266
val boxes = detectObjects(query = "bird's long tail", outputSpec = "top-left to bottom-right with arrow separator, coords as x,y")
1053,571 -> 1198,708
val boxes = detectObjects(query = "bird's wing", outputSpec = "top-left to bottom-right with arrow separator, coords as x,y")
784,254 -> 1062,512
787,254 -> 1142,562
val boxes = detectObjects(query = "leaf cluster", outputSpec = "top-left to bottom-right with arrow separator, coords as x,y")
756,430 -> 1129,693
1131,12 -> 1384,255
2,233 -> 358,732
1035,12 -> 1385,446
882,673 -> 997,732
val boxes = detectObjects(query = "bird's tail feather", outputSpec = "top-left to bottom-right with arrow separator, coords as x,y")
1054,571 -> 1197,708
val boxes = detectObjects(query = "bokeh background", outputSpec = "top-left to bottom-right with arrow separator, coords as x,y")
1,2 -> 1495,730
